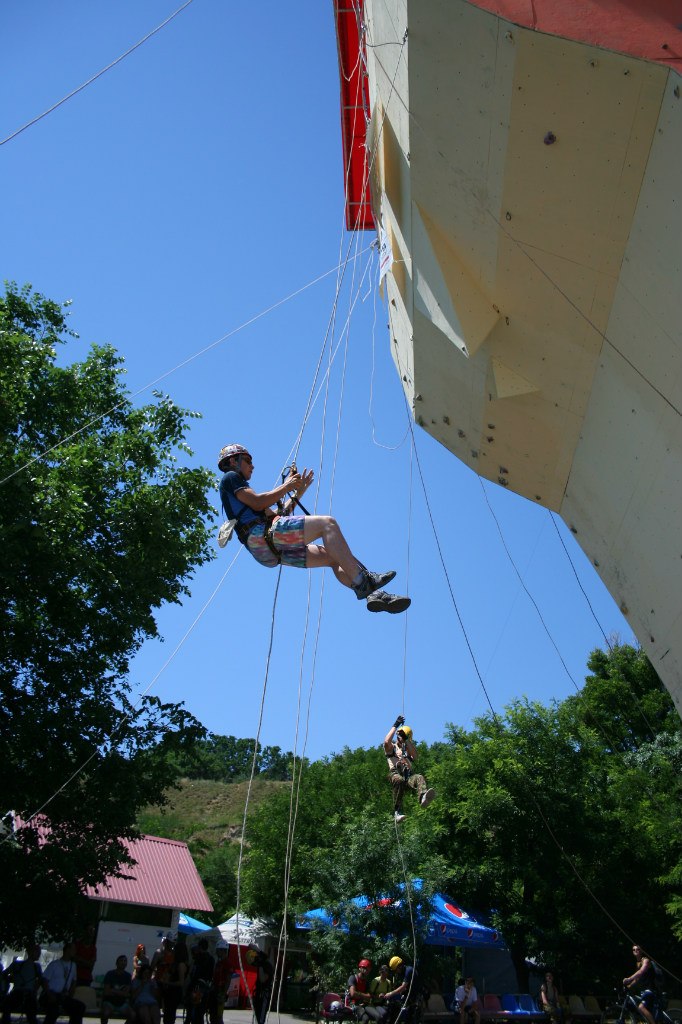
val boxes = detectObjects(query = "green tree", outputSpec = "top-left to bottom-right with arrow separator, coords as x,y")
168,733 -> 297,782
0,283 -> 216,947
429,644 -> 681,989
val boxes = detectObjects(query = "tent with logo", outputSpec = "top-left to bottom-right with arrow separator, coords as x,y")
297,880 -> 505,949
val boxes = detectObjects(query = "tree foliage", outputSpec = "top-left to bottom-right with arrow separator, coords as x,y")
238,644 -> 681,993
0,283 -> 216,947
168,733 -> 297,782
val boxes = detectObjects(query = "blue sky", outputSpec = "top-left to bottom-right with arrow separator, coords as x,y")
1,0 -> 632,764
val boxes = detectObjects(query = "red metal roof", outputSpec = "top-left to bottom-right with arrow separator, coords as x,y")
85,834 -> 213,913
467,0 -> 681,69
334,0 -> 375,230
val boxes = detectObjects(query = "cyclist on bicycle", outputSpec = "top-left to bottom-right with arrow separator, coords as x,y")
623,945 -> 657,1024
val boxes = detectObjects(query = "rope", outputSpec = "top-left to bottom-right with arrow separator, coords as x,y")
389,340 -> 680,981
0,247 -> 373,489
234,567 -> 284,1020
369,258 -> 410,450
2,546 -> 241,842
0,0 -> 196,147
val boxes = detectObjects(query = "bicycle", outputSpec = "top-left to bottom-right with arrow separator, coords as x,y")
615,988 -> 674,1024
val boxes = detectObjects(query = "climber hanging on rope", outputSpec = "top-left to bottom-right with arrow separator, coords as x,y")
384,715 -> 435,821
218,444 -> 411,613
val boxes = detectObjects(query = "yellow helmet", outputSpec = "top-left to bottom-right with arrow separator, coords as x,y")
398,725 -> 413,741
389,956 -> 403,971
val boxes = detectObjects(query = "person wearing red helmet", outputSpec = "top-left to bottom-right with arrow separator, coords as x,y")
345,959 -> 387,1023
384,716 -> 435,823
217,444 -> 410,613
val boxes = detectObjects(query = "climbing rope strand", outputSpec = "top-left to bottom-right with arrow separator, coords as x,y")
234,566 -> 284,1020
284,245 -> 376,470
3,546 -> 241,843
477,479 -> 584,690
274,227 -> 372,1024
401,435 -> 414,714
369,258 -> 410,450
286,24 -> 407,466
480,477 -> 660,754
363,13 -> 678,977
0,248 -> 372,489
266,69 -> 375,1016
391,343 -> 680,980
288,41 -> 370,468
547,509 -> 659,742
0,0 -> 196,147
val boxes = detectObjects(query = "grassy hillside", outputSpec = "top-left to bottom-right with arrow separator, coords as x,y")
137,776 -> 288,923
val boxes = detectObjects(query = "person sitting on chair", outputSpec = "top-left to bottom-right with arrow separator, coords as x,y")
1,943 -> 43,1024
539,972 -> 562,1021
41,943 -> 85,1024
101,955 -> 134,1024
454,978 -> 480,1024
346,959 -> 386,1023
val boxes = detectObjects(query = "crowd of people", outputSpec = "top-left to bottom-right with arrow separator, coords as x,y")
341,943 -> 668,1024
0,933 -> 274,1024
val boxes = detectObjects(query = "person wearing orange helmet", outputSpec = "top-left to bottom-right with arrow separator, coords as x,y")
217,444 -> 410,613
384,716 -> 435,823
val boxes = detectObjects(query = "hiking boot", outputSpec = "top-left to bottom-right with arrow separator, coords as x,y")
352,569 -> 397,600
394,811 -> 406,823
419,788 -> 435,808
366,590 -> 411,614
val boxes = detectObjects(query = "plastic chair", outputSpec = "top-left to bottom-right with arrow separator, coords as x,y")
517,995 -> 544,1019
319,993 -> 355,1023
424,995 -> 450,1020
74,986 -> 99,1014
568,996 -> 598,1020
583,997 -> 603,1022
481,994 -> 508,1021
501,996 -> 524,1016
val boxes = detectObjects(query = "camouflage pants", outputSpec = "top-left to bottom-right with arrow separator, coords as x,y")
391,771 -> 426,812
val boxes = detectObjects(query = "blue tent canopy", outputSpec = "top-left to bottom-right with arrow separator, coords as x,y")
297,882 -> 504,950
178,912 -> 212,934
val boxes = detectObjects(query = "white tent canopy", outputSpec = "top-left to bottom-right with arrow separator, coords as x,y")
217,913 -> 274,950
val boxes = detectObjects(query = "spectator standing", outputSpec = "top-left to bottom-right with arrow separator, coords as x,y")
101,955 -> 134,1024
152,936 -> 184,1024
133,945 -> 150,979
188,939 -> 214,1024
74,925 -> 98,987
1,943 -> 43,1024
208,941 -> 231,1024
246,948 -> 274,1024
42,943 -> 85,1024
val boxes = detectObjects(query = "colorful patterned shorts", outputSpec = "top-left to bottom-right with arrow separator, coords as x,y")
246,516 -> 308,569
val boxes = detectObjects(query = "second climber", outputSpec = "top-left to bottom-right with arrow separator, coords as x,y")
384,716 -> 435,822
